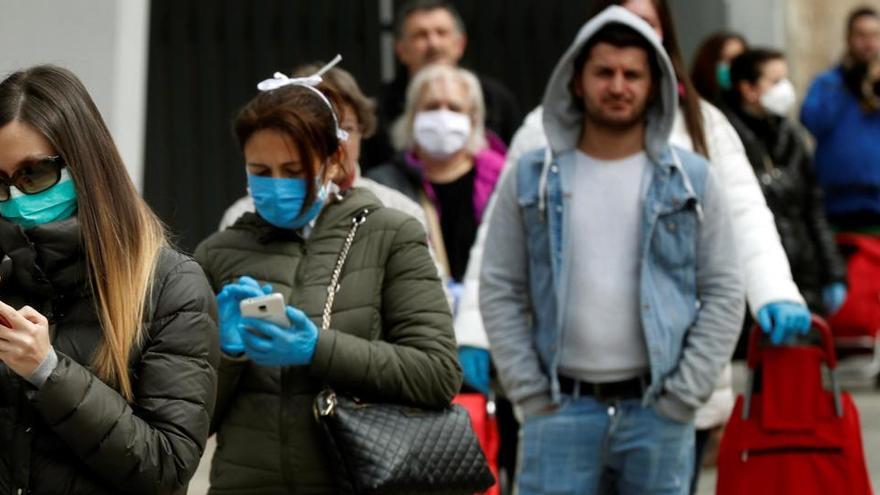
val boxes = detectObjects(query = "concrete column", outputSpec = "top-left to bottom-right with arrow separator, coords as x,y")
0,0 -> 150,190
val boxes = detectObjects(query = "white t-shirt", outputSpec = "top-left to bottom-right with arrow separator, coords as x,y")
558,150 -> 650,383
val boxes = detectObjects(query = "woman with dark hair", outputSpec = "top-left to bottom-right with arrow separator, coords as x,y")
723,48 -> 847,314
194,65 -> 461,493
0,65 -> 219,494
691,31 -> 748,103
218,63 -> 429,232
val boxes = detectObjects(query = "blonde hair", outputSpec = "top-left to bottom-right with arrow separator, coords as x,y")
0,66 -> 166,401
392,63 -> 487,154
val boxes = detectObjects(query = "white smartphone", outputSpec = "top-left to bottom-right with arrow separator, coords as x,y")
240,293 -> 291,327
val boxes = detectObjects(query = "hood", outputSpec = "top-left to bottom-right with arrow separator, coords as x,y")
541,5 -> 678,162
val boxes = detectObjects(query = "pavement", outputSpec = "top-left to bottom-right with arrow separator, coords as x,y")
189,364 -> 880,494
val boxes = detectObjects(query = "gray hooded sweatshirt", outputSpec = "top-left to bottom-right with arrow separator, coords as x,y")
479,6 -> 744,421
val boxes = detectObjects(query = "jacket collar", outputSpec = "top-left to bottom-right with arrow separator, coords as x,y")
0,216 -> 87,299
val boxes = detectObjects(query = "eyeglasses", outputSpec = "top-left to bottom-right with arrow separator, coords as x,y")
0,155 -> 67,202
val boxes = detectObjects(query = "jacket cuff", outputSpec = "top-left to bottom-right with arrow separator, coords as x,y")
25,347 -> 58,389
309,328 -> 338,377
221,350 -> 248,362
518,392 -> 554,418
654,392 -> 697,423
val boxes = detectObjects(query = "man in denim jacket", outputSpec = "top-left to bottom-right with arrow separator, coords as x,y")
479,7 -> 744,494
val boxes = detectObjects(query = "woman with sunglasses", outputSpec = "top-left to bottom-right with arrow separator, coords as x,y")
193,65 -> 461,493
0,65 -> 220,494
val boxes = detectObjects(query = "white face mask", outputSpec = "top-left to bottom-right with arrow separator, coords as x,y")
760,79 -> 797,116
413,109 -> 472,160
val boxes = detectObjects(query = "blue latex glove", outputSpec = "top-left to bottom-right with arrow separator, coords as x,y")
822,283 -> 847,315
756,301 -> 811,345
240,306 -> 318,366
216,276 -> 272,355
458,346 -> 490,395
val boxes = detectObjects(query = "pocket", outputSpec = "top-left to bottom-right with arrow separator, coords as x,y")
522,396 -> 571,423
652,208 -> 698,270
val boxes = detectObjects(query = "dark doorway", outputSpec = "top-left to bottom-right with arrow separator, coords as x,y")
143,0 -> 595,251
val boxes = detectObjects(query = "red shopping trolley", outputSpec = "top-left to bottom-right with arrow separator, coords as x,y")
828,233 -> 880,386
717,316 -> 873,495
453,393 -> 500,495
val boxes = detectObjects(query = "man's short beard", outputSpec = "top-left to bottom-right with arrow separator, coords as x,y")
583,102 -> 649,131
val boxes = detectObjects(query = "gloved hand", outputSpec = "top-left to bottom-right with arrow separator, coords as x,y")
216,276 -> 272,355
447,280 -> 465,315
458,346 -> 490,395
756,301 -> 811,345
822,282 -> 847,315
240,306 -> 318,366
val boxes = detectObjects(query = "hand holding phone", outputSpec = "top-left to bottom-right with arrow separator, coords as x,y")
240,293 -> 291,328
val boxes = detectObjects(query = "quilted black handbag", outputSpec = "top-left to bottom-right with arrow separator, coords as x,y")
313,209 -> 495,495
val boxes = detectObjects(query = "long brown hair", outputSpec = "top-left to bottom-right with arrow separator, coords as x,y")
589,0 -> 708,156
0,65 -> 166,401
234,83 -> 345,204
691,32 -> 748,103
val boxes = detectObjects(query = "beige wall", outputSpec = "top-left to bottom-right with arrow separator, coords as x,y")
786,0 -> 880,98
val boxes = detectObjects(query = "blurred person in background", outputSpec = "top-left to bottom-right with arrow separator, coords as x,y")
362,0 -> 520,170
369,63 -> 504,381
691,31 -> 748,105
801,6 -> 880,231
368,61 -> 512,487
723,48 -> 847,316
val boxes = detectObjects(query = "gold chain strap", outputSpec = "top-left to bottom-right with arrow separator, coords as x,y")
321,209 -> 369,332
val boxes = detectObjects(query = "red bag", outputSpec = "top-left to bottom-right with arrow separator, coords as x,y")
717,317 -> 873,495
828,233 -> 880,342
452,393 -> 500,495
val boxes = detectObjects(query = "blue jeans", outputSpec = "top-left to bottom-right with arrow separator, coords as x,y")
516,394 -> 695,495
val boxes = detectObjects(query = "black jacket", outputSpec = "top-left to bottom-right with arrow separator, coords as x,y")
0,218 -> 220,495
723,103 -> 847,310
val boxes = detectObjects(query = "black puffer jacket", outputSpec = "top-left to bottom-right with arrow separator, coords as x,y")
723,104 -> 847,310
0,218 -> 220,495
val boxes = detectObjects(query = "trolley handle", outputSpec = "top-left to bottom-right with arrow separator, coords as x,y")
743,315 -> 843,420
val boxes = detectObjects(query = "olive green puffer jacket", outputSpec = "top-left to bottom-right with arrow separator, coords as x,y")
194,188 -> 462,494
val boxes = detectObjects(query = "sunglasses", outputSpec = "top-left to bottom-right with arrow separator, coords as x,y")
0,155 -> 67,202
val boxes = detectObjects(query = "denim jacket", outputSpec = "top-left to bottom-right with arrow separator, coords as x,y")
480,145 -> 744,422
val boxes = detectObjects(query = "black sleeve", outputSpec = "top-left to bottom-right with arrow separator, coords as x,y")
800,137 -> 847,285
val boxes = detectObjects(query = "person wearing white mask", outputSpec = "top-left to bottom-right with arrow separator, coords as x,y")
367,62 -> 506,444
722,48 -> 847,318
369,63 -> 504,323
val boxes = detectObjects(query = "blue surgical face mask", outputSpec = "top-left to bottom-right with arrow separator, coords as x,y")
717,63 -> 732,91
248,173 -> 329,230
0,169 -> 78,229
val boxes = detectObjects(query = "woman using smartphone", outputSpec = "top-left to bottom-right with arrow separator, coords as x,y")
194,64 -> 461,494
0,65 -> 220,495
